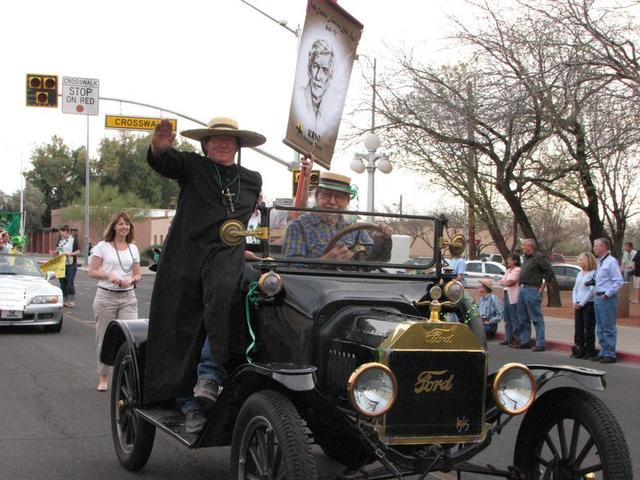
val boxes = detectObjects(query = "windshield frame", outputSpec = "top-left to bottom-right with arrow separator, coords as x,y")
264,205 -> 447,273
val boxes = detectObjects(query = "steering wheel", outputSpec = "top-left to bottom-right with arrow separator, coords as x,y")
323,222 -> 388,261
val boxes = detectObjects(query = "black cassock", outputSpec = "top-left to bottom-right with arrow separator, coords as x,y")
143,147 -> 261,403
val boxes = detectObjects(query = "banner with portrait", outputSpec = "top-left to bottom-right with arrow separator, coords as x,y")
284,0 -> 363,169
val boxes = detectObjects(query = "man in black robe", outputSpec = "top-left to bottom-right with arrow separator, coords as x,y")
144,117 -> 265,433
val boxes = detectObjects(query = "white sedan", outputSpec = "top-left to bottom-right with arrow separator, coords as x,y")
0,254 -> 63,332
462,260 -> 506,288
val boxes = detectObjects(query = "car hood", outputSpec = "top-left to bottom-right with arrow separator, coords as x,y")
0,275 -> 63,299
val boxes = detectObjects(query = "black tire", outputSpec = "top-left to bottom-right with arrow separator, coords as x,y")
43,316 -> 63,333
110,343 -> 155,471
230,390 -> 318,479
514,387 -> 632,479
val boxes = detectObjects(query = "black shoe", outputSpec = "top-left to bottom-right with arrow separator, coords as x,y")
599,357 -> 617,364
532,346 -> 546,352
589,355 -> 601,362
193,378 -> 220,410
184,410 -> 206,434
570,351 -> 584,358
516,342 -> 531,349
499,340 -> 510,346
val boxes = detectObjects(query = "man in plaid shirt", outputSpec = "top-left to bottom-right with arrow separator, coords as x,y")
282,172 -> 392,261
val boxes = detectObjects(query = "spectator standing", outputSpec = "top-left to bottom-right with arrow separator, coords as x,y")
55,225 -> 81,308
0,229 -> 11,253
630,247 -> 640,303
88,212 -> 141,391
620,242 -> 636,282
515,238 -> 555,351
498,254 -> 521,346
477,278 -> 502,338
592,238 -> 623,363
571,252 -> 597,359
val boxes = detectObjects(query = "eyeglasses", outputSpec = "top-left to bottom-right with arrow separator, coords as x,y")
317,190 -> 350,202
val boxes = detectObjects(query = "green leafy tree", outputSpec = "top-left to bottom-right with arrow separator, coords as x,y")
95,132 -> 193,208
62,183 -> 148,235
24,136 -> 86,225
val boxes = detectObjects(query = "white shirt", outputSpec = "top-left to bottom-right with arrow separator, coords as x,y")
91,240 -> 140,291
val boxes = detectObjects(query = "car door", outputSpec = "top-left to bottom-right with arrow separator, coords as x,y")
484,263 -> 505,284
463,261 -> 483,287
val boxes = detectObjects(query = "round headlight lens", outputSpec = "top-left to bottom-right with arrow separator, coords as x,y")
493,363 -> 536,415
348,363 -> 397,417
444,280 -> 465,303
258,271 -> 282,296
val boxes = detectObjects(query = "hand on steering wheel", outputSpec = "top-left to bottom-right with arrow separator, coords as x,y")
322,222 -> 391,261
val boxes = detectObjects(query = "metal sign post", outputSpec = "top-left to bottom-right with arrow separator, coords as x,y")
61,76 -> 99,265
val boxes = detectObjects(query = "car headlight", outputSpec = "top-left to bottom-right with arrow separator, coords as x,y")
444,280 -> 464,303
493,363 -> 536,415
348,363 -> 397,417
30,295 -> 61,305
258,271 -> 282,296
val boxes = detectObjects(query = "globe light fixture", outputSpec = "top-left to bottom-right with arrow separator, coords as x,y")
350,133 -> 392,211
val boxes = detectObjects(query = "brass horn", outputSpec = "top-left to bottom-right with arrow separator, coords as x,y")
219,219 -> 269,246
441,234 -> 466,257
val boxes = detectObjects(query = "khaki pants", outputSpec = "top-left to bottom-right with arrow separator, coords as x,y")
93,288 -> 138,376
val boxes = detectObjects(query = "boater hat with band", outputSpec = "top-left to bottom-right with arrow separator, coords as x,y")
180,117 -> 266,148
317,172 -> 358,199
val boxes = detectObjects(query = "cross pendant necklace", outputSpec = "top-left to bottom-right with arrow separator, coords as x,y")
223,188 -> 236,212
212,162 -> 241,214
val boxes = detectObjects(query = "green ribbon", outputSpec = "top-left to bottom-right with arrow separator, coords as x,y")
244,281 -> 260,363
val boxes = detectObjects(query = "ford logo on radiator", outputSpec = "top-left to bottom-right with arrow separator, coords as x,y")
414,370 -> 455,393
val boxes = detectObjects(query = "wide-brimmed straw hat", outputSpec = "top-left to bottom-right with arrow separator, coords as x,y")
180,117 -> 266,148
317,172 -> 358,198
479,278 -> 493,291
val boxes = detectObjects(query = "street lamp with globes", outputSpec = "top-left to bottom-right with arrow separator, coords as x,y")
350,133 -> 392,212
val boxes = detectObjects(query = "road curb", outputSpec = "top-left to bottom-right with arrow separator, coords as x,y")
494,332 -> 640,364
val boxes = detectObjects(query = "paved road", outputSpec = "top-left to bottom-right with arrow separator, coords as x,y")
0,270 -> 637,479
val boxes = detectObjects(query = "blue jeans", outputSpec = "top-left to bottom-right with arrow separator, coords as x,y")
178,339 -> 226,414
594,294 -> 618,359
503,292 -> 518,342
517,287 -> 545,347
59,262 -> 77,300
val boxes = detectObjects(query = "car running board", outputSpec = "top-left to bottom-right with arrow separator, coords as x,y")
136,406 -> 200,448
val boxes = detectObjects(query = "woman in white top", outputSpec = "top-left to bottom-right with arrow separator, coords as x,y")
88,211 -> 142,391
498,254 -> 521,347
571,252 -> 597,359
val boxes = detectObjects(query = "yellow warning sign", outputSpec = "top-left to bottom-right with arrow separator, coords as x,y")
105,115 -> 177,132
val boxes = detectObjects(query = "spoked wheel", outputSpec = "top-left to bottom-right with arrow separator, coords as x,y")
111,343 -> 155,471
230,390 -> 318,480
514,387 -> 632,479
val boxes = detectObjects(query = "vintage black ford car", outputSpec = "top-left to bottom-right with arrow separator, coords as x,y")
101,206 -> 632,479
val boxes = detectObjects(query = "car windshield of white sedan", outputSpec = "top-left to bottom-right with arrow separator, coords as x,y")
0,255 -> 42,276
266,206 -> 439,272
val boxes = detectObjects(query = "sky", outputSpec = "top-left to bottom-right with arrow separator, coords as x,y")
2,0 -> 476,214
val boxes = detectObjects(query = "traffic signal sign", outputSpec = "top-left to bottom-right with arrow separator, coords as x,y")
26,74 -> 58,108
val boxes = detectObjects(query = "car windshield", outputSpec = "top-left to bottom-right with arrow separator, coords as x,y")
0,255 -> 43,277
265,206 -> 442,273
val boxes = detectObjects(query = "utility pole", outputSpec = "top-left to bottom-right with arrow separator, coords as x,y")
465,81 -> 477,259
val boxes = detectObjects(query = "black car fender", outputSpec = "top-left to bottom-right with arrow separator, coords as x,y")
527,364 -> 607,391
100,319 -> 149,367
198,362 -> 320,447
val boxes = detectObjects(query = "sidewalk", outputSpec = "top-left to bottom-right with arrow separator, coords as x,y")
493,316 -> 640,363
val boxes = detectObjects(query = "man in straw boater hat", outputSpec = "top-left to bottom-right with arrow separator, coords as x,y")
282,171 -> 392,261
144,117 -> 265,433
